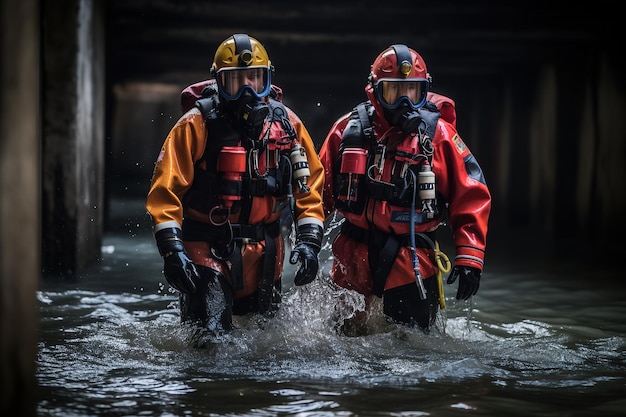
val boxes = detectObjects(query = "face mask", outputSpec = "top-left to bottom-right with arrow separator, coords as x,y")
387,103 -> 423,133
235,93 -> 269,139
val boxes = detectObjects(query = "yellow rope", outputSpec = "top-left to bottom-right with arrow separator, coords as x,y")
434,240 -> 451,309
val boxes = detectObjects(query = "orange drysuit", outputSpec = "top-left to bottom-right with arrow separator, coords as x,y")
147,83 -> 324,317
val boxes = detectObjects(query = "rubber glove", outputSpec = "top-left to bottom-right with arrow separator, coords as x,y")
155,227 -> 198,295
446,266 -> 481,300
289,223 -> 323,286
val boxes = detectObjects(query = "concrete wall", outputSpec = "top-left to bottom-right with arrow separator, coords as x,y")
2,0 -> 105,415
107,82 -> 181,193
41,0 -> 105,277
1,1 -> 39,416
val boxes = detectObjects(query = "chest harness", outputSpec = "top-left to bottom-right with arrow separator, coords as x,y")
181,85 -> 310,309
334,100 -> 446,298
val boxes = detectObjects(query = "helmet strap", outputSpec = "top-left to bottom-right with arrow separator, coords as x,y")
233,34 -> 253,66
391,44 -> 412,70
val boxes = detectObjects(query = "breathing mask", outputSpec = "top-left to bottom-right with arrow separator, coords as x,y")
386,102 -> 424,133
233,91 -> 269,139
375,78 -> 428,133
215,66 -> 271,139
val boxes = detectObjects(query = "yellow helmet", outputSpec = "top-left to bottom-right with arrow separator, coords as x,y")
211,34 -> 273,100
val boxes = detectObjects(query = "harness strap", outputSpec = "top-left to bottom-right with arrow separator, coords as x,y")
230,221 -> 280,293
181,219 -> 280,292
371,234 -> 401,297
231,223 -> 275,241
258,226 -> 277,313
356,102 -> 375,142
230,241 -> 244,290
183,219 -> 279,242
341,221 -> 435,297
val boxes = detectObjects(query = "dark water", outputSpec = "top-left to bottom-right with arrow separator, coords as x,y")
37,197 -> 626,416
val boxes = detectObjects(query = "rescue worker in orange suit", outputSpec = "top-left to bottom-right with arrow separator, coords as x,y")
319,44 -> 491,332
146,34 -> 325,334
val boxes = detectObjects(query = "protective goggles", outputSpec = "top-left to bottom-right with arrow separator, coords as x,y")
374,78 -> 429,110
215,66 -> 272,100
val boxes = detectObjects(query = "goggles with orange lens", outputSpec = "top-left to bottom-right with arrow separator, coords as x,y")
374,78 -> 429,110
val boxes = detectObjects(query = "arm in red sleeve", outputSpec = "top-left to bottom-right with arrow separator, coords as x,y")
319,115 -> 350,218
434,121 -> 491,271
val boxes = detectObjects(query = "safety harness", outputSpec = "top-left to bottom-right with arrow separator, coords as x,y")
335,100 -> 449,300
180,81 -> 298,312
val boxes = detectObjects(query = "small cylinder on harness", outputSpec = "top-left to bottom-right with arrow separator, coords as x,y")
266,123 -> 292,169
418,162 -> 436,217
394,139 -> 419,179
216,146 -> 247,209
339,148 -> 367,202
290,143 -> 310,192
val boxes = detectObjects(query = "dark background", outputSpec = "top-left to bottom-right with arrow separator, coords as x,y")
104,1 -> 617,143
103,1 -> 625,252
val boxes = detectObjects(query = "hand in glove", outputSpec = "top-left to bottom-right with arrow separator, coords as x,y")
155,227 -> 198,295
289,223 -> 323,286
446,266 -> 481,300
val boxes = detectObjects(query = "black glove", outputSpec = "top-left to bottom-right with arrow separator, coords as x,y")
446,266 -> 481,300
289,223 -> 323,286
155,227 -> 198,295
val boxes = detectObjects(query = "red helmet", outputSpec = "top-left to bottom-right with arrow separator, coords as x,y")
369,45 -> 430,110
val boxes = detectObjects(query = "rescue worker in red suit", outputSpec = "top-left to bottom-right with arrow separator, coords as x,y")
146,34 -> 325,334
319,44 -> 491,332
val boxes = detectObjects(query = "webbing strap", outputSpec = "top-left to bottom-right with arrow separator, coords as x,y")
230,241 -> 244,291
257,227 -> 276,313
356,102 -> 374,142
370,234 -> 401,297
342,221 -> 435,297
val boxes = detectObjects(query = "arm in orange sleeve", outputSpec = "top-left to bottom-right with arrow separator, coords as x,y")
146,109 -> 207,232
287,107 -> 325,229
434,121 -> 491,271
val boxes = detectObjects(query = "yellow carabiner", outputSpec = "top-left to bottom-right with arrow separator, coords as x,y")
434,240 -> 451,309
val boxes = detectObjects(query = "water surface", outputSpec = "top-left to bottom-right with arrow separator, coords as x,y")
37,199 -> 626,416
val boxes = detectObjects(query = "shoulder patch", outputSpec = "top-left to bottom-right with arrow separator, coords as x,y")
452,134 -> 467,155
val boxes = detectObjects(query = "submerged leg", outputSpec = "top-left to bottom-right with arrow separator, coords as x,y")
179,265 -> 233,335
383,276 -> 439,330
